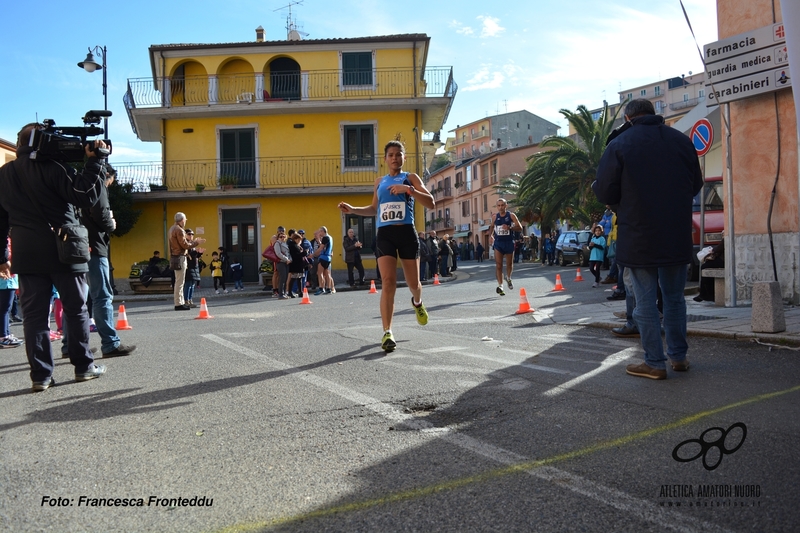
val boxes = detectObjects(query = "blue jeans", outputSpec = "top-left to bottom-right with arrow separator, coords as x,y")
184,278 -> 195,303
0,288 -> 14,337
87,255 -> 121,354
627,265 -> 688,370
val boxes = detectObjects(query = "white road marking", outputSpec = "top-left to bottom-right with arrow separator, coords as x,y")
542,348 -> 639,397
202,334 -> 729,533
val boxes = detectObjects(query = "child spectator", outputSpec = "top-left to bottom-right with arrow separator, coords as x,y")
230,257 -> 244,291
210,252 -> 228,294
588,226 -> 606,287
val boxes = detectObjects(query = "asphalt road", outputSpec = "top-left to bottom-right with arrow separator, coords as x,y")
1,261 -> 798,532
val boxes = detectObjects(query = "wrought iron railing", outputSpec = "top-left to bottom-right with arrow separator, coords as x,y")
112,154 -> 409,192
125,67 -> 455,108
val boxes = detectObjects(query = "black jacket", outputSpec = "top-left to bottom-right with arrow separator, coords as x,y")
0,147 -> 104,274
593,115 -> 703,268
81,179 -> 115,258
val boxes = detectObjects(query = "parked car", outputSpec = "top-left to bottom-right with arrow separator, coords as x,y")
690,175 -> 724,280
555,230 -> 592,266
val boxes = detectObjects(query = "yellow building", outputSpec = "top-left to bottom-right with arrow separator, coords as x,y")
116,30 -> 456,282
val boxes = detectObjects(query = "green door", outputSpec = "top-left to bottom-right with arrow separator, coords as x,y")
222,208 -> 258,282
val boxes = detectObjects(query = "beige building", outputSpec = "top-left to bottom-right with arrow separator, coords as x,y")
1,138 -> 15,165
425,143 -> 548,255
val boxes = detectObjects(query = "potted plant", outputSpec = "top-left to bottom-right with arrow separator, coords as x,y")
195,184 -> 205,193
219,175 -> 238,190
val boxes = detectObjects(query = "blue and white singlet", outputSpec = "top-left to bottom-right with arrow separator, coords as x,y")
376,172 -> 414,228
493,211 -> 514,242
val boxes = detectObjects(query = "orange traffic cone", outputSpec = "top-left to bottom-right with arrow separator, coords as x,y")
574,268 -> 584,282
194,298 -> 214,319
515,288 -> 534,314
433,274 -> 441,285
552,274 -> 566,291
115,305 -> 132,330
369,280 -> 378,294
300,287 -> 312,304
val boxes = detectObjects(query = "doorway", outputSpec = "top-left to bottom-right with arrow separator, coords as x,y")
222,208 -> 258,282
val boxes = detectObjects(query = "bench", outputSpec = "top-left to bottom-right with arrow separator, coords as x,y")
129,277 -> 173,294
701,268 -> 725,306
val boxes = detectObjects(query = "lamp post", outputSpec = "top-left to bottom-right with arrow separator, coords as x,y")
77,46 -> 108,137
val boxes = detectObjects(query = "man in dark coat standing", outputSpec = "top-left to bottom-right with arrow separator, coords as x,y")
593,99 -> 703,380
0,123 -> 109,391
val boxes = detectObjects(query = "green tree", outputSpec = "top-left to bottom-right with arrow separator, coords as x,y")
428,154 -> 451,173
515,102 -> 624,232
107,180 -> 142,238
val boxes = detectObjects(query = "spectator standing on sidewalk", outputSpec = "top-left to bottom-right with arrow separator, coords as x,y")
74,165 -> 135,357
169,212 -> 205,311
427,231 -> 439,279
417,232 -> 430,281
343,228 -> 366,287
594,98 -> 703,380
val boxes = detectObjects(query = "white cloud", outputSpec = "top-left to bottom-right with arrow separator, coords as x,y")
461,65 -> 505,92
449,19 -> 474,36
478,16 -> 504,38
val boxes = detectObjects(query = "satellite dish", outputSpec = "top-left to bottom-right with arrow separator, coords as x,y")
288,30 -> 302,41
489,140 -> 497,149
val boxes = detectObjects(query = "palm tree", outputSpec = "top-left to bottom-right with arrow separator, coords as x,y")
515,102 -> 624,232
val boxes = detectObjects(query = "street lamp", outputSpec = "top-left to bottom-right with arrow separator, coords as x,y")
77,46 -> 108,137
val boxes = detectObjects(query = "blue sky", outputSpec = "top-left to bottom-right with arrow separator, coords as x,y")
0,0 -> 716,162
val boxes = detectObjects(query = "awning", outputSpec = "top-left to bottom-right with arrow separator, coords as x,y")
452,231 -> 470,238
479,225 -> 491,232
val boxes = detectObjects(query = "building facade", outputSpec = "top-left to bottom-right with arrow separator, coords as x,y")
449,110 -> 559,162
115,31 -> 456,281
425,143 -> 548,255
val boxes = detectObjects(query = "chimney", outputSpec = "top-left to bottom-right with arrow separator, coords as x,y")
256,26 -> 265,42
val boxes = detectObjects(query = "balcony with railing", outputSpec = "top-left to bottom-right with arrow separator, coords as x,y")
426,218 -> 454,231
126,67 -> 455,108
471,130 -> 489,140
126,67 -> 457,141
113,154 -> 396,193
669,96 -> 705,111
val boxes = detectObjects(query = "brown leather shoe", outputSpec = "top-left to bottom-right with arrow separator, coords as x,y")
670,359 -> 690,371
600,276 -> 617,284
626,362 -> 667,380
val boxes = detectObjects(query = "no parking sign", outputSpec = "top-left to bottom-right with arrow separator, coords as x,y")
690,118 -> 714,157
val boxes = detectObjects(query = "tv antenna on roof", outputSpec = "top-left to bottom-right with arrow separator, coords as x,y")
274,1 -> 309,40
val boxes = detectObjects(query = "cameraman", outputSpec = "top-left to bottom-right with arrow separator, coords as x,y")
0,122 -> 108,392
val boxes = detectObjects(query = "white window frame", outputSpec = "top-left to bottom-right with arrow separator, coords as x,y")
215,123 -> 259,180
339,120 -> 378,171
338,50 -> 376,92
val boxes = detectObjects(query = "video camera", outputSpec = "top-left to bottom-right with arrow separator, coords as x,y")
28,110 -> 113,162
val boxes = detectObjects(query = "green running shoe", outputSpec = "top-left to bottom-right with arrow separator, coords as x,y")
496,286 -> 505,296
381,331 -> 396,352
412,298 -> 428,326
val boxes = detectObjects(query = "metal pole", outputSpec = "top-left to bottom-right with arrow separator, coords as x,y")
725,103 -> 737,307
102,46 -> 108,137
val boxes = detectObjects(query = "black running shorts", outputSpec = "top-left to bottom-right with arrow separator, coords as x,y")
375,225 -> 419,260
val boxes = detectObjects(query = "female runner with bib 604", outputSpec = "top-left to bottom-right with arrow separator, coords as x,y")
338,141 -> 435,352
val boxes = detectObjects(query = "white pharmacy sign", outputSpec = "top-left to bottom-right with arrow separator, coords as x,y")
705,22 -> 791,105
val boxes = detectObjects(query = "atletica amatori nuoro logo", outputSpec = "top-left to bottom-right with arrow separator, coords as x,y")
672,422 -> 747,471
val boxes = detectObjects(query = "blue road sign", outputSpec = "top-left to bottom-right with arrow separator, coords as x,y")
691,118 -> 713,156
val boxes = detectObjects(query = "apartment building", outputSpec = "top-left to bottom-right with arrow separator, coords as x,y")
115,29 -> 456,279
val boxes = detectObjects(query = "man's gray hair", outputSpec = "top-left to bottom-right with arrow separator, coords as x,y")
175,212 -> 186,223
624,99 -> 656,119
